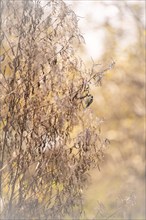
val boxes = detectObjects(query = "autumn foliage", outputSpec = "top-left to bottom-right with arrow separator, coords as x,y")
0,0 -> 113,219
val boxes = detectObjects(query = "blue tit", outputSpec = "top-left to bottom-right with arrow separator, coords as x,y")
84,95 -> 93,108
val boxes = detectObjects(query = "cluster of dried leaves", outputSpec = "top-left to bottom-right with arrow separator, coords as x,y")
0,0 -> 113,219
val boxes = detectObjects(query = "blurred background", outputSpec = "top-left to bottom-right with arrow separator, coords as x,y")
66,1 -> 145,219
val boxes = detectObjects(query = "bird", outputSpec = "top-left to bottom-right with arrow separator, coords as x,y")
84,95 -> 93,108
